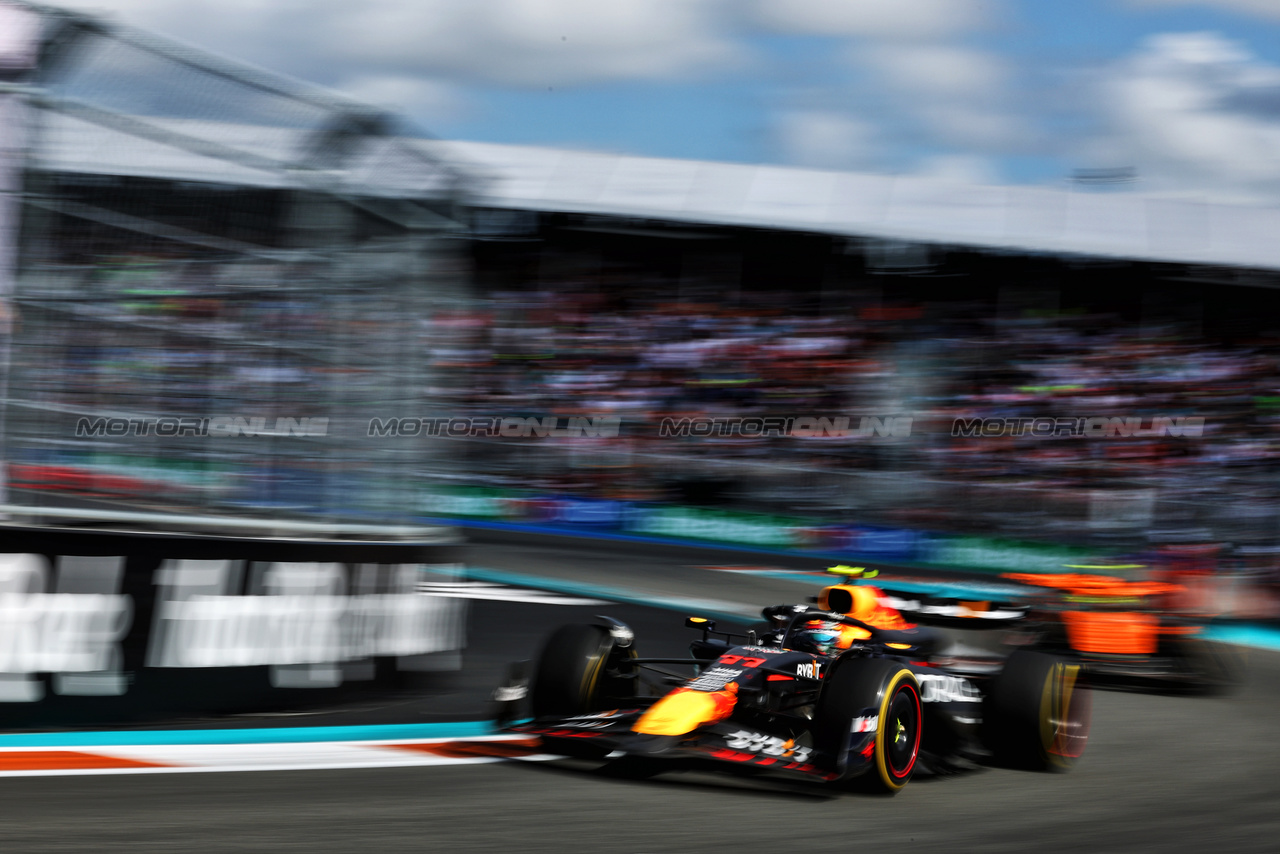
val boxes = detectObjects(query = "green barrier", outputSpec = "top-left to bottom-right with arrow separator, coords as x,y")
924,535 -> 1096,573
420,486 -> 521,519
43,452 -> 235,491
624,505 -> 807,548
88,453 -> 234,489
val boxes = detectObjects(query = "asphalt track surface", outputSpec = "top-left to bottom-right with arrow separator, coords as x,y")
1,538 -> 1278,853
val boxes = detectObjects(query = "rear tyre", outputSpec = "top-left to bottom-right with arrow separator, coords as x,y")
813,657 -> 922,794
982,650 -> 1090,771
530,624 -> 634,718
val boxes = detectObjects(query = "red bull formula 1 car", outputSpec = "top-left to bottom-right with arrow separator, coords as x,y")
505,568 -> 1091,793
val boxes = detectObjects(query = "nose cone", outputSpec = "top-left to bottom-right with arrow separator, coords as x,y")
632,687 -> 737,736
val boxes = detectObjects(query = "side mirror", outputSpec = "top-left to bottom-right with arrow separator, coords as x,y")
685,616 -> 716,632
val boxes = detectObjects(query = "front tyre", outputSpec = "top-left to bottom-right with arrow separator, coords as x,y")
813,658 -> 922,794
530,623 -> 634,718
982,650 -> 1090,771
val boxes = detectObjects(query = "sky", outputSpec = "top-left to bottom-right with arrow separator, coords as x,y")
42,0 -> 1280,203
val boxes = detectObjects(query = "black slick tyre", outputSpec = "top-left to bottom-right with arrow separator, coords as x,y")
813,657 -> 922,794
982,650 -> 1090,771
530,624 -> 631,718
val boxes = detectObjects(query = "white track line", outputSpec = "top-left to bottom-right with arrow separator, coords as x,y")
0,736 -> 556,778
418,581 -> 606,605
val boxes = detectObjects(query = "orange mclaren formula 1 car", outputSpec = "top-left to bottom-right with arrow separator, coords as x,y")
996,572 -> 1242,693
502,567 -> 1090,794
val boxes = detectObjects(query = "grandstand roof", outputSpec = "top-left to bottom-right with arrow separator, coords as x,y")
447,140 -> 1280,273
32,112 -> 459,199
28,113 -> 1280,273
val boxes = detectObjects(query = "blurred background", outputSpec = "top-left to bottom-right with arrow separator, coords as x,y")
3,0 -> 1280,606
1,8 -> 1279,849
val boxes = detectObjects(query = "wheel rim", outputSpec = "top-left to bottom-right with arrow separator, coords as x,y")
884,681 -> 921,779
1044,662 -> 1090,762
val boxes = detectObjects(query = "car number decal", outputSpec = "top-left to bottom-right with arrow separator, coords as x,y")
723,730 -> 813,761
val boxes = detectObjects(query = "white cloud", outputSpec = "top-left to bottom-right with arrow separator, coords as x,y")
58,0 -> 738,88
763,3 -> 1022,175
336,76 -> 464,123
914,153 -> 999,184
774,109 -> 1007,183
775,110 -> 880,169
924,104 -> 1025,148
860,44 -> 1005,98
1130,1 -> 1280,23
752,0 -> 989,41
1097,32 -> 1280,200
849,43 -> 1026,149
757,0 -> 1026,179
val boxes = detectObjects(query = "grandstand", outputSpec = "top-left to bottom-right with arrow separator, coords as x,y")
436,144 -> 1280,554
5,2 -> 1280,554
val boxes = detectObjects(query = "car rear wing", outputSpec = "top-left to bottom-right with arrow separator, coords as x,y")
876,588 -> 1029,629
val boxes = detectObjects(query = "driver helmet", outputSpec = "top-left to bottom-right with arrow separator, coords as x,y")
794,619 -> 842,655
